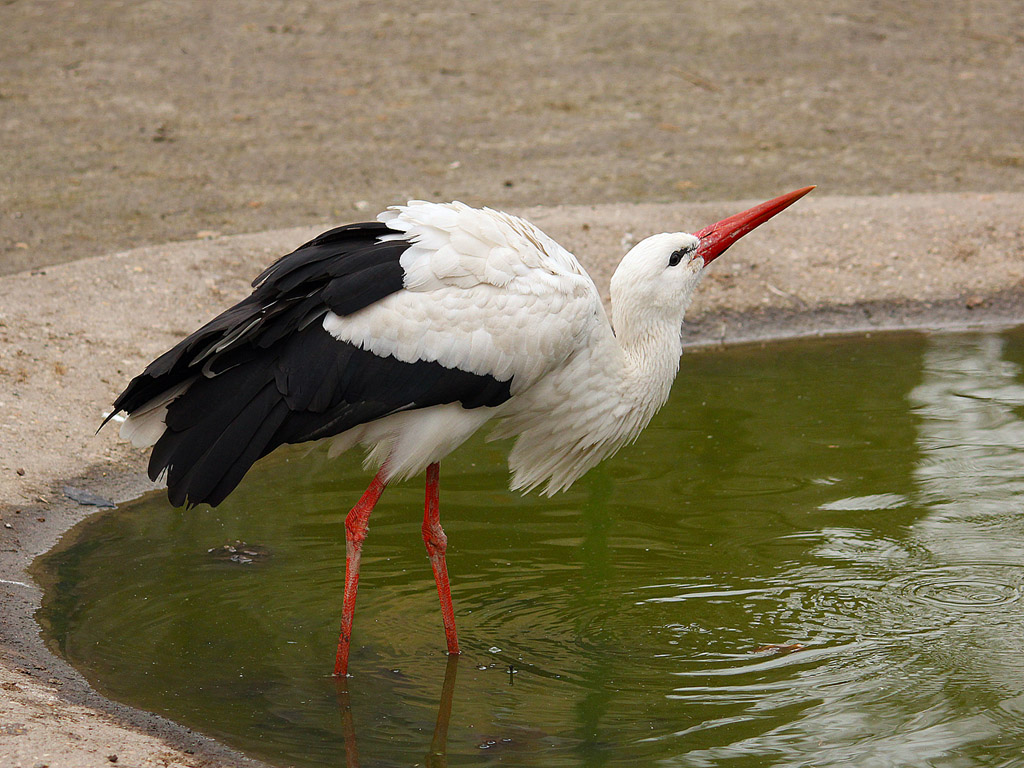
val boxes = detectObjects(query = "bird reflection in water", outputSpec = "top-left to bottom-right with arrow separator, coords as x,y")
335,655 -> 460,768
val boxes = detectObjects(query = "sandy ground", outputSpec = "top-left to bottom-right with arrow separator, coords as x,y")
1,2 -> 1023,767
2,1 -> 1023,277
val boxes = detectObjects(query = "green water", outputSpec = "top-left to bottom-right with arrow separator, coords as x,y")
37,329 -> 1024,767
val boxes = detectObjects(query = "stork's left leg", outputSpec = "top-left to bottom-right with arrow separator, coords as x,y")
423,462 -> 461,655
334,467 -> 389,677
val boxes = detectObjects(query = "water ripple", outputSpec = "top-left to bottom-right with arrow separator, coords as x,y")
894,563 -> 1024,612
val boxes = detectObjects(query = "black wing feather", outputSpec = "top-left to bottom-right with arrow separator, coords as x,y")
108,222 -> 513,508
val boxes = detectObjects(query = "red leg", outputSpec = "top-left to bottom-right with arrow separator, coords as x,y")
334,467 -> 389,677
423,462 -> 461,656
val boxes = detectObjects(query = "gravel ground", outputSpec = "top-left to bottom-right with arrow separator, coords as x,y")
1,2 -> 1023,766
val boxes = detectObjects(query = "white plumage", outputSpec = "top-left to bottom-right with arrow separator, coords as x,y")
325,201 -> 597,387
322,200 -> 607,490
109,186 -> 814,675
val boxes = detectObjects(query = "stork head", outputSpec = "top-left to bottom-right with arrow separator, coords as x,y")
611,186 -> 814,334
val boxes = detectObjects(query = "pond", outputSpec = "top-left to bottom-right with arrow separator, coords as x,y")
36,328 -> 1024,767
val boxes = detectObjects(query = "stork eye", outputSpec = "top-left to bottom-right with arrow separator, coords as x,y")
668,246 -> 692,267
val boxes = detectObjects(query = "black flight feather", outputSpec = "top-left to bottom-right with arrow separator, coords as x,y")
107,222 -> 513,508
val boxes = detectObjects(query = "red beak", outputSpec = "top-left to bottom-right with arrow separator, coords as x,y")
694,186 -> 815,265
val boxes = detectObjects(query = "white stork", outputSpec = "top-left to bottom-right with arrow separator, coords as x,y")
105,186 -> 814,676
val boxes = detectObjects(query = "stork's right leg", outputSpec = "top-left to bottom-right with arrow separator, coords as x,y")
334,467 -> 389,677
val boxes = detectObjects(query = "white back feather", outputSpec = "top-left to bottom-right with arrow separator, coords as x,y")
324,202 -> 606,392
